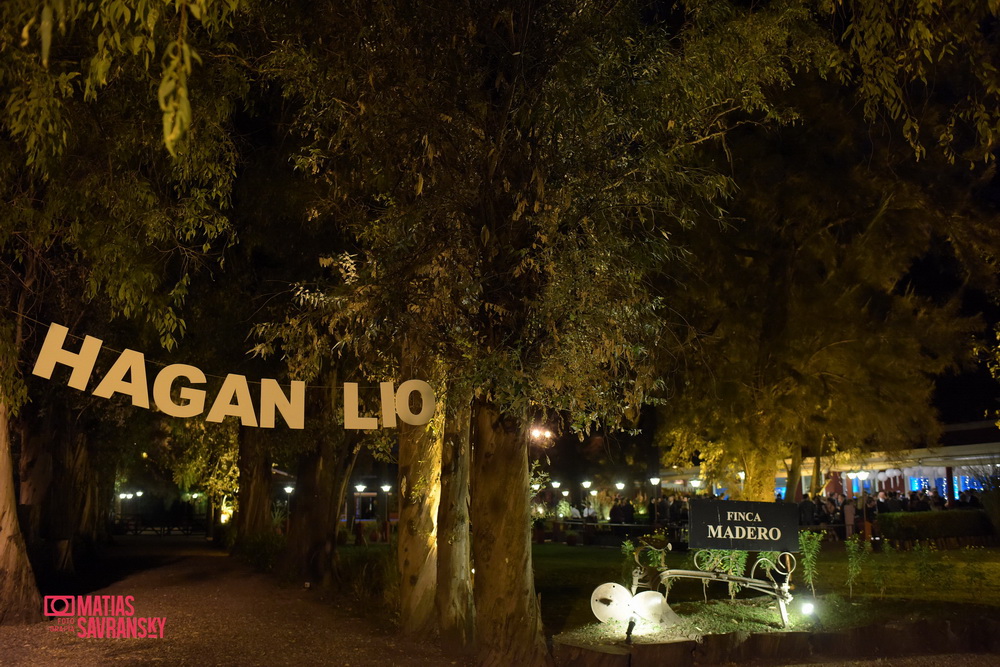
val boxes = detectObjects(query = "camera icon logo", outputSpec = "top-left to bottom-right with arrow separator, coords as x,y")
43,596 -> 75,617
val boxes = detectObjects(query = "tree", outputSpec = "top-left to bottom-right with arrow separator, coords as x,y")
0,0 -> 244,623
656,85 -> 995,500
258,1 -> 832,662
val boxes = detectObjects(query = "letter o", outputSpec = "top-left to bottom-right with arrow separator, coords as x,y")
395,380 -> 436,425
769,527 -> 781,540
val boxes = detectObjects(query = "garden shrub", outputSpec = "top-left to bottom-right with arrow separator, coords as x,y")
235,531 -> 287,572
844,534 -> 868,597
336,545 -> 399,614
797,530 -> 823,595
878,510 -> 993,542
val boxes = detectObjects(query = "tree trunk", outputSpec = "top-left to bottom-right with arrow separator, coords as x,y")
471,401 -> 550,667
234,426 -> 273,544
436,387 -> 474,653
784,444 -> 802,503
16,417 -> 50,553
284,427 -> 358,586
741,434 -> 777,503
809,446 -> 824,497
0,402 -> 42,624
397,337 -> 443,636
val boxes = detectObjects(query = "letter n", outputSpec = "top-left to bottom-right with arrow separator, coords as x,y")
259,379 -> 305,429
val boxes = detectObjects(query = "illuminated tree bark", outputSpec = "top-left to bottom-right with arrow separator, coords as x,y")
0,402 -> 42,624
471,402 -> 549,667
436,388 -> 474,652
397,337 -> 442,635
784,444 -> 803,503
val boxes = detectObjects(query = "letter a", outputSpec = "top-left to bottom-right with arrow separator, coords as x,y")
206,375 -> 258,427
31,323 -> 102,391
93,349 -> 150,408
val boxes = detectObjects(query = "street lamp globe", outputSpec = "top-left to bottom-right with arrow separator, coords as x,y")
381,484 -> 391,493
615,482 -> 625,491
284,486 -> 294,494
355,484 -> 366,493
582,480 -> 592,489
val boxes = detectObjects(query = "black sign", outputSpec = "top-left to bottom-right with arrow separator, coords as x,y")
689,500 -> 799,552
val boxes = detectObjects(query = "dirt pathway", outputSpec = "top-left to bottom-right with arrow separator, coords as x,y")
0,537 -> 466,666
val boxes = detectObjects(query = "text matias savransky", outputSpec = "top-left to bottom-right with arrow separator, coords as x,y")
47,595 -> 166,639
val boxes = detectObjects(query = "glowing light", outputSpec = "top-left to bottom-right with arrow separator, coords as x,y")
191,493 -> 199,499
126,493 -> 134,499
847,472 -> 857,480
802,602 -> 815,615
141,452 -> 148,459
119,493 -> 127,499
615,482 -> 625,490
857,471 -> 870,481
737,471 -> 746,481
381,484 -> 391,493
690,480 -> 702,488
649,477 -> 660,486
561,490 -> 569,497
590,489 -> 597,496
551,481 -> 562,489
135,491 -> 143,497
531,483 -> 541,491
582,480 -> 592,489
354,484 -> 366,493
531,428 -> 543,439
543,430 -> 553,438
284,486 -> 294,494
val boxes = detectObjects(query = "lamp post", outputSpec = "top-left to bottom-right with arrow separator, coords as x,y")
380,484 -> 392,541
284,485 -> 293,533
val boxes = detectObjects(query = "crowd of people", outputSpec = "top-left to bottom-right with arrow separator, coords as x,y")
792,487 -> 984,539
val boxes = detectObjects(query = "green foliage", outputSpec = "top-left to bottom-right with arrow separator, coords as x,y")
797,530 -> 824,596
697,549 -> 749,599
336,545 -> 400,617
160,418 -> 239,505
253,0 -> 839,439
555,499 -> 573,519
871,539 -> 893,598
833,0 -> 1000,164
877,510 -> 994,542
844,534 -> 868,597
656,78 -> 991,500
